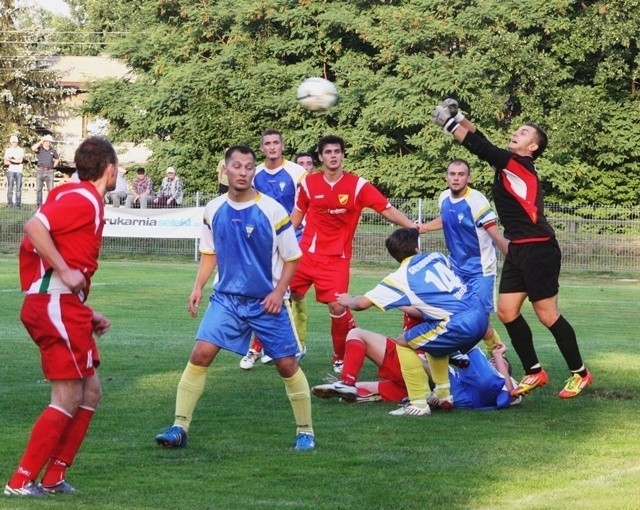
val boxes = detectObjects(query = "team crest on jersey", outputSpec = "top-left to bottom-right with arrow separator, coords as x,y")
245,224 -> 255,237
458,213 -> 465,223
338,194 -> 349,205
279,181 -> 286,191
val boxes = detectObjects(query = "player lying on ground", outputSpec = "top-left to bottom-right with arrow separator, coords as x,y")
312,319 -> 521,411
336,227 -> 487,416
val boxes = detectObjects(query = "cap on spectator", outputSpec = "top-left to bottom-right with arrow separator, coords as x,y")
166,166 -> 176,174
43,135 -> 54,142
136,167 -> 145,174
9,135 -> 18,143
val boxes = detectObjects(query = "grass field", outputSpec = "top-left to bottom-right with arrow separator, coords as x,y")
1,257 -> 640,510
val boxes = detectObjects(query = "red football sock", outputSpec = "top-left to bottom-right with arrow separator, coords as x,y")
251,337 -> 263,352
340,338 -> 366,386
8,406 -> 72,489
330,309 -> 356,361
41,406 -> 95,487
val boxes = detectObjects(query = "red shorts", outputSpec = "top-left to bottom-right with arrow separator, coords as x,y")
290,252 -> 350,303
21,293 -> 100,380
377,339 -> 408,403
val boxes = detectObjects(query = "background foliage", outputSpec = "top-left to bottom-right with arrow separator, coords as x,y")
19,0 -> 640,203
0,0 -> 67,145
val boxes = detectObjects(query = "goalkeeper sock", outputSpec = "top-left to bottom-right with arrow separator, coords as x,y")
282,368 -> 313,435
174,362 -> 208,432
426,353 -> 451,398
396,345 -> 428,406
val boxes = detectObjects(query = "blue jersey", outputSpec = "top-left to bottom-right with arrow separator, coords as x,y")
439,187 -> 498,278
365,252 -> 487,355
254,160 -> 306,215
365,252 -> 476,320
450,347 -> 514,410
199,192 -> 301,299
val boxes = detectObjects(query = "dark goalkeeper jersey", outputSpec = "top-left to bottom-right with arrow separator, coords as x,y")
461,130 -> 555,242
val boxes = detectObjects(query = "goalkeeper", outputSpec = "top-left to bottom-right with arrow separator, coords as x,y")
431,99 -> 592,399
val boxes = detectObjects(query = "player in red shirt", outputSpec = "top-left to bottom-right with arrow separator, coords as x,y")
5,137 -> 118,497
290,135 -> 426,372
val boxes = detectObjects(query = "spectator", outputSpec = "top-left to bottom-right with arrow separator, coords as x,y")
4,135 -> 25,209
152,166 -> 183,208
31,135 -> 59,207
105,167 -> 128,207
124,167 -> 153,209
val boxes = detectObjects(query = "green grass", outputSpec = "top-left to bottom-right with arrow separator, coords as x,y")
1,258 -> 640,509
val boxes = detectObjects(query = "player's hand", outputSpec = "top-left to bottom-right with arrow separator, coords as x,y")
432,103 -> 453,127
392,334 -> 408,346
335,292 -> 352,308
91,311 -> 111,336
443,98 -> 459,117
261,290 -> 284,314
188,289 -> 203,317
415,223 -> 429,234
492,341 -> 507,356
60,268 -> 86,295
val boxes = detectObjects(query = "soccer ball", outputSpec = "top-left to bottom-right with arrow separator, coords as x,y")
296,77 -> 338,111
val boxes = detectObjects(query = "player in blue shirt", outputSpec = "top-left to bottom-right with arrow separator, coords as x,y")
423,159 -> 509,356
337,227 -> 488,416
155,145 -> 315,452
240,129 -> 309,369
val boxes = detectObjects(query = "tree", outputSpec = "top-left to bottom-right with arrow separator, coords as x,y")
0,0 -> 66,145
80,0 -> 640,204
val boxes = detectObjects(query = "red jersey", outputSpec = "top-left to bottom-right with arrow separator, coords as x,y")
19,181 -> 105,301
295,171 -> 390,258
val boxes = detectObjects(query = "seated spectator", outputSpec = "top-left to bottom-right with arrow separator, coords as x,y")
125,167 -> 153,209
106,167 -> 128,207
152,166 -> 183,208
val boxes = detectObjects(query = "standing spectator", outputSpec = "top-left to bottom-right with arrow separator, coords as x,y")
152,166 -> 183,208
294,152 -> 317,175
124,167 -> 153,209
31,135 -> 59,207
4,136 -> 117,497
105,167 -> 128,207
239,129 -> 307,370
422,158 -> 509,356
4,135 -> 25,208
290,135 -> 426,373
432,98 -> 592,399
154,146 -> 315,451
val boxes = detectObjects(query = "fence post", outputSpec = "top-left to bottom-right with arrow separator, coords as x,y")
194,191 -> 201,262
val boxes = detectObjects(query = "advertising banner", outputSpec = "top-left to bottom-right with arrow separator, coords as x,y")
103,207 -> 204,239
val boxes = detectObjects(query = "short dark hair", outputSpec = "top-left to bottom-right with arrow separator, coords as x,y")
225,145 -> 256,164
317,135 -> 345,154
136,167 -> 145,175
260,128 -> 283,144
385,228 -> 419,263
447,158 -> 471,174
295,152 -> 315,163
74,136 -> 117,181
526,123 -> 548,160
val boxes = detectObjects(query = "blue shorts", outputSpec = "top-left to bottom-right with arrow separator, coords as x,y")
404,302 -> 487,357
196,292 -> 300,359
462,274 -> 496,314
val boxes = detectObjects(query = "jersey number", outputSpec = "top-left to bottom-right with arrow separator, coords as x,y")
424,262 -> 459,292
